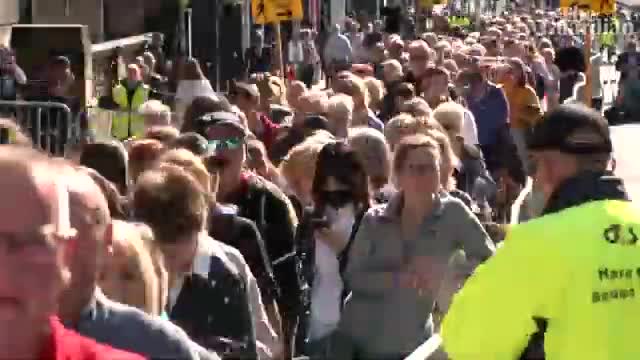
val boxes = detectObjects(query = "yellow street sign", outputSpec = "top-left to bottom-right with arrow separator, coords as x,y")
419,0 -> 446,8
559,0 -> 615,15
252,0 -> 303,24
592,0 -> 615,15
268,0 -> 304,22
252,0 -> 269,24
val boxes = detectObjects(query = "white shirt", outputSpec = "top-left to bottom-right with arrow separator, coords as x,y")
176,80 -> 217,103
324,33 -> 353,64
175,80 -> 218,124
308,207 -> 355,340
591,53 -> 603,98
462,109 -> 479,145
309,238 -> 343,340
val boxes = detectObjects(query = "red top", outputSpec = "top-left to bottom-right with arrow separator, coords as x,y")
256,113 -> 279,152
39,316 -> 146,360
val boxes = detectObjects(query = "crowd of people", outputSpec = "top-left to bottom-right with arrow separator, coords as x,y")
0,6 -> 639,360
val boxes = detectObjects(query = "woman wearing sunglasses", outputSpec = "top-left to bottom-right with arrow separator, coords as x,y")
336,134 -> 494,360
294,141 -> 371,359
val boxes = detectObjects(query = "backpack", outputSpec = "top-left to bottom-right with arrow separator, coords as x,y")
170,254 -> 257,360
236,176 -> 303,318
209,210 -> 279,303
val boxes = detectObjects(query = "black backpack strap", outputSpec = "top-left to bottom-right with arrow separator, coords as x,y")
338,210 -> 365,276
207,254 -> 258,360
209,212 -> 237,244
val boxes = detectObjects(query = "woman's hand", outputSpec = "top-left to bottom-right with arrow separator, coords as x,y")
396,256 -> 449,294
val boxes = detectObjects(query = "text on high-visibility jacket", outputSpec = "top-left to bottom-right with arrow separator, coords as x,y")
441,199 -> 640,359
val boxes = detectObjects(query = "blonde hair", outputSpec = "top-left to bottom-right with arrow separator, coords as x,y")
381,59 -> 403,80
157,148 -> 216,194
133,222 -> 168,316
335,75 -> 369,111
287,80 -> 307,108
399,97 -> 432,118
327,94 -> 354,129
432,101 -> 465,135
363,77 -> 385,111
102,220 -> 161,315
385,113 -> 444,150
442,59 -> 459,75
299,91 -> 329,115
348,127 -> 391,189
139,100 -> 171,119
422,33 -> 438,46
279,135 -> 335,196
392,134 -> 441,180
434,40 -> 452,57
425,130 -> 459,190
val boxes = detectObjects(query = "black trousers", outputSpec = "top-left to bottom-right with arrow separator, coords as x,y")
300,64 -> 315,89
592,97 -> 603,112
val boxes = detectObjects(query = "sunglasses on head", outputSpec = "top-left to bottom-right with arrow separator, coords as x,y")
207,137 -> 244,154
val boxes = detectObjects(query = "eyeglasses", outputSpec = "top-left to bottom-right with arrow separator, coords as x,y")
0,224 -> 74,256
206,137 -> 244,154
404,163 -> 436,176
320,190 -> 353,208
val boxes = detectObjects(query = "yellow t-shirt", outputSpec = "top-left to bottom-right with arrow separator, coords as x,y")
504,83 -> 542,129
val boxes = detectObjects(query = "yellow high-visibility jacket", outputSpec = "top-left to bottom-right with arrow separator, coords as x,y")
112,83 -> 150,140
442,199 -> 640,359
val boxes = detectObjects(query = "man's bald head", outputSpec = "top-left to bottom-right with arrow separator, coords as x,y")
67,168 -> 111,230
0,147 -> 78,347
0,146 -> 71,234
60,166 -> 113,303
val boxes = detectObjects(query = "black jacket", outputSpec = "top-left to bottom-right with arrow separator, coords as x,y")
294,206 -> 366,352
227,174 -> 301,321
170,255 -> 257,359
209,206 -> 278,305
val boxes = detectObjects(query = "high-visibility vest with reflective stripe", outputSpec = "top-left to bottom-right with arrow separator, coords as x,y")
112,83 -> 149,140
442,199 -> 640,359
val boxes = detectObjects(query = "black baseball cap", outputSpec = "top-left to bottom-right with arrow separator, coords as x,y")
194,111 -> 249,139
526,104 -> 612,154
302,115 -> 330,134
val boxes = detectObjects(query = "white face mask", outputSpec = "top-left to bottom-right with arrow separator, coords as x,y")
325,204 -> 356,240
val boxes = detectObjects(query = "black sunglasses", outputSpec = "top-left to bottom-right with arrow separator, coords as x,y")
320,190 -> 353,208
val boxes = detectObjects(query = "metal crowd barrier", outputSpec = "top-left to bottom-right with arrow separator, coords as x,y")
405,334 -> 445,360
0,100 -> 80,156
86,108 -> 180,141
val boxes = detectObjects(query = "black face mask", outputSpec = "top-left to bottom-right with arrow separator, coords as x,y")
321,190 -> 353,208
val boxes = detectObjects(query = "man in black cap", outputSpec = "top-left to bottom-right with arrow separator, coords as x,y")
194,111 -> 301,358
440,104 -> 640,359
525,104 -> 621,211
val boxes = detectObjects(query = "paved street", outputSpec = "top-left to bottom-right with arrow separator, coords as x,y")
611,124 -> 640,200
